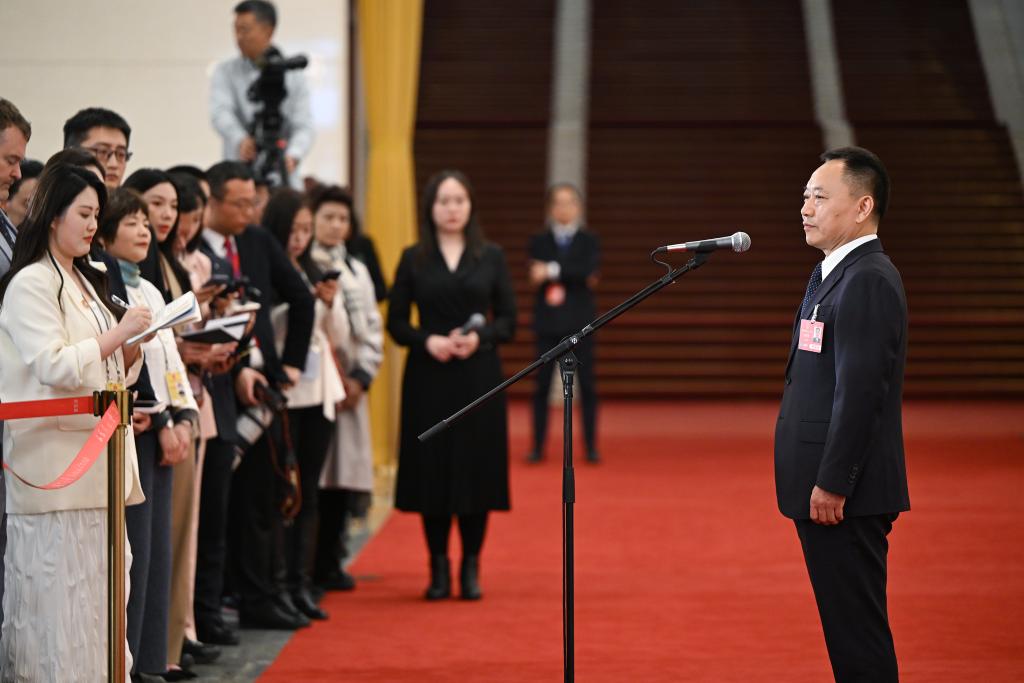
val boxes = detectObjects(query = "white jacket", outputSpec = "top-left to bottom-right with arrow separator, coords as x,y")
0,257 -> 143,514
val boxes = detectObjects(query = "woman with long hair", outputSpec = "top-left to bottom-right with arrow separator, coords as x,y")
388,170 -> 517,600
0,163 -> 151,680
263,187 -> 348,618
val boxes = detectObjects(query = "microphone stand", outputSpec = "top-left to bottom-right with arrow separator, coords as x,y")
419,250 -> 712,683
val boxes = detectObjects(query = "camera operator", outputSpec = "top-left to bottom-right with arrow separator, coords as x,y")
210,0 -> 313,188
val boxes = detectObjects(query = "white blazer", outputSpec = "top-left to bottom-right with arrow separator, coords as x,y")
0,257 -> 144,514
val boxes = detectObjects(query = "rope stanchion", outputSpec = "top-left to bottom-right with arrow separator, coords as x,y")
102,386 -> 131,683
0,389 -> 131,680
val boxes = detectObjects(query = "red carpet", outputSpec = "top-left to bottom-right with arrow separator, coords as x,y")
260,401 -> 1024,682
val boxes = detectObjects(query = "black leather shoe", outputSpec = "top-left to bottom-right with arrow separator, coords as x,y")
317,569 -> 356,592
460,555 -> 482,600
239,601 -> 310,630
526,450 -> 543,463
425,555 -> 451,600
182,638 -> 221,665
160,666 -> 198,681
195,621 -> 239,646
292,587 -> 329,620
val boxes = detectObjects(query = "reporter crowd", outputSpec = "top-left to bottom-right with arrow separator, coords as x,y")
0,98 -> 386,682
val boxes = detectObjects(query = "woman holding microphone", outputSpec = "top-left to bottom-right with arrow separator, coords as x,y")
0,163 -> 152,680
388,170 -> 517,601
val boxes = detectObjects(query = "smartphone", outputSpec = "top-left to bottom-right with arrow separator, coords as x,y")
133,398 -> 167,414
320,269 -> 342,282
202,273 -> 232,288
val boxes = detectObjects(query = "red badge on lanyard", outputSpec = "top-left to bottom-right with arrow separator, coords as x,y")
798,304 -> 824,353
545,283 -> 566,307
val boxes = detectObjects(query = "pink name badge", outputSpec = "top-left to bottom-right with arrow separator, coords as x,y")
798,304 -> 825,353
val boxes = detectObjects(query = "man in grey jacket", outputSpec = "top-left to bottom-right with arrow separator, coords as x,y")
0,97 -> 31,635
209,0 -> 314,187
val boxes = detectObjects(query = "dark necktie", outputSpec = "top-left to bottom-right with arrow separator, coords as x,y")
800,261 -> 823,318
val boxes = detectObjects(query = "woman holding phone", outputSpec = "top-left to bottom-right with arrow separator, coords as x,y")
0,163 -> 151,680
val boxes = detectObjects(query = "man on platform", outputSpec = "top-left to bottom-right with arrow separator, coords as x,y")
775,146 -> 910,682
0,98 -> 31,638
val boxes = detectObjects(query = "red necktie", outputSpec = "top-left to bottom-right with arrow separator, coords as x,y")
223,237 -> 241,278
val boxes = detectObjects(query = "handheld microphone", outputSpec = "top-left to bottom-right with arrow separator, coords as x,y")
459,313 -> 486,334
654,232 -> 751,254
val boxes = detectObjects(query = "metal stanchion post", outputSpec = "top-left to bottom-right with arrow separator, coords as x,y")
104,386 -> 130,683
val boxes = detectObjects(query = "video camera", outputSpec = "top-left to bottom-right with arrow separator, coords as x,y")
247,46 -> 309,188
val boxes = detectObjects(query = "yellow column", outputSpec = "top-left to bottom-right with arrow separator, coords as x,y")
359,0 -> 423,472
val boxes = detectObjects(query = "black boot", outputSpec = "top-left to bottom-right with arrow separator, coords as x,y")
460,555 -> 482,600
292,585 -> 329,620
425,556 -> 451,600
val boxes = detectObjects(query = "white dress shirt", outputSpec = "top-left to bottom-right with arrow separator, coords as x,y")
822,234 -> 878,281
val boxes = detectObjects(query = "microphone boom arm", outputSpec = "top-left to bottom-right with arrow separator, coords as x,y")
417,250 -> 712,442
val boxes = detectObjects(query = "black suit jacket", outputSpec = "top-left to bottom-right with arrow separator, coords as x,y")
202,226 -> 315,387
529,227 -> 600,336
774,239 -> 910,519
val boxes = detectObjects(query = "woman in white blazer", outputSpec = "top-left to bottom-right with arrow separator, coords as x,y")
307,186 -> 384,591
0,163 -> 153,681
263,188 -> 348,619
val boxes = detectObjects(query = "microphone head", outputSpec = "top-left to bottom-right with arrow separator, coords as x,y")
731,232 -> 751,253
468,312 -> 486,328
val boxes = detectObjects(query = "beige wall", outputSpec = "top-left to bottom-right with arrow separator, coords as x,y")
0,0 -> 349,184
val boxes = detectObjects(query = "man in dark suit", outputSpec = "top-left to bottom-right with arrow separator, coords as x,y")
775,147 -> 910,682
526,183 -> 601,463
0,97 -> 31,638
196,161 -> 314,637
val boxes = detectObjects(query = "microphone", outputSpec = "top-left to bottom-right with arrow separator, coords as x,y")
654,232 -> 751,254
459,313 -> 486,334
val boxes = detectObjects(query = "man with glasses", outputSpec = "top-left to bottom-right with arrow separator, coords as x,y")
62,107 -> 134,190
196,161 -> 313,637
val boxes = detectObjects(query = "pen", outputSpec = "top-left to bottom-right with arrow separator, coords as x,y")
112,294 -> 131,308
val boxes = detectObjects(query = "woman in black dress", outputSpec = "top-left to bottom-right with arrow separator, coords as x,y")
388,170 -> 517,601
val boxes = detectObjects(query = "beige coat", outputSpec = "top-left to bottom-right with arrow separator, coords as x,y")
0,257 -> 143,514
271,290 -> 348,420
311,243 -> 383,493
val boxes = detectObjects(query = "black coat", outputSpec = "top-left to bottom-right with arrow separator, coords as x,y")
774,240 -> 911,519
388,242 -> 517,514
200,226 -> 314,441
529,227 -> 600,336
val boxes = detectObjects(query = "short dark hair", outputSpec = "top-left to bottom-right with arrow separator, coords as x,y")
820,146 -> 890,221
97,188 -> 149,246
235,0 -> 277,27
206,161 -> 254,200
63,107 -> 131,149
45,148 -> 105,181
0,98 -> 31,141
309,184 -> 362,240
8,159 -> 43,200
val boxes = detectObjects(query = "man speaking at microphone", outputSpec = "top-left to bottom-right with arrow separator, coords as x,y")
210,0 -> 313,186
775,146 -> 909,683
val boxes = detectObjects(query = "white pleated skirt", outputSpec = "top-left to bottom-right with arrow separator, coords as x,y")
1,508 -> 133,682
